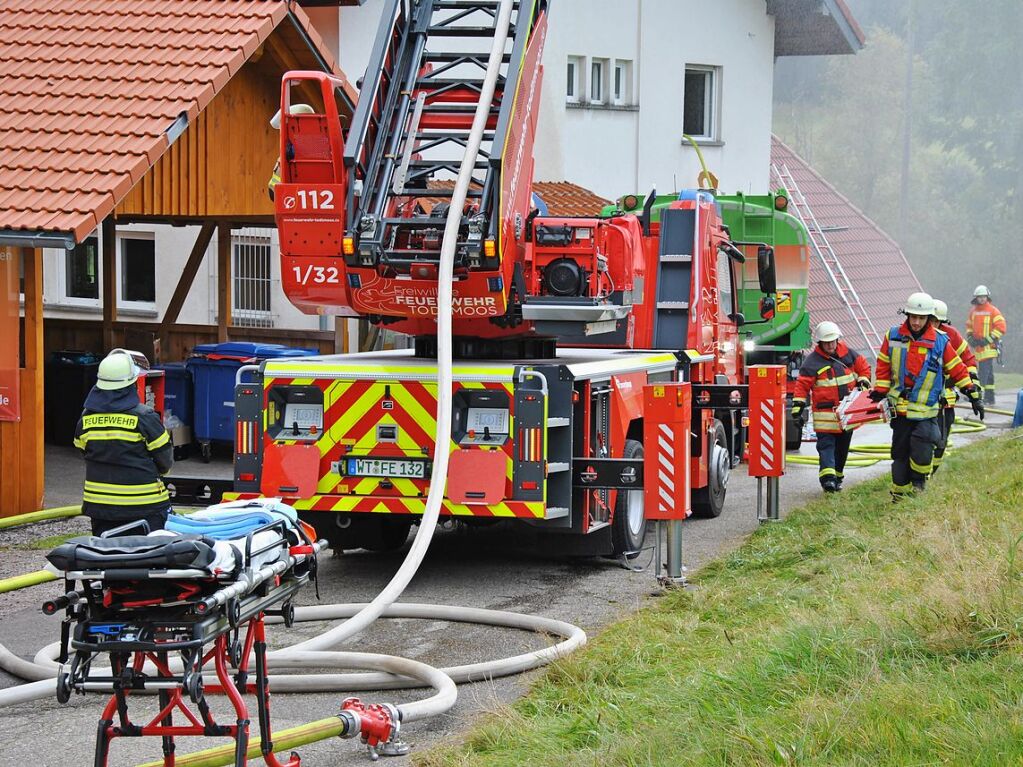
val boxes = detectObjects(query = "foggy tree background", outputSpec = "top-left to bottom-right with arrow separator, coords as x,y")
773,0 -> 1023,371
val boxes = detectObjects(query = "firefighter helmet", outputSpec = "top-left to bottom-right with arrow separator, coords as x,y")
814,321 -> 841,343
96,349 -> 149,391
903,292 -> 935,317
269,103 -> 315,130
973,285 -> 991,298
932,299 -> 949,323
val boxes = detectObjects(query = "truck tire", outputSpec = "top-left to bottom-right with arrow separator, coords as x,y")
611,439 -> 647,558
692,419 -> 729,519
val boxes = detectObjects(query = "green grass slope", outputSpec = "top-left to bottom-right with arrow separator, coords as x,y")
420,435 -> 1023,767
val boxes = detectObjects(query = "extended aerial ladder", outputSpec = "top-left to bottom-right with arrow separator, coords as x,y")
276,0 -> 550,335
772,162 -> 882,358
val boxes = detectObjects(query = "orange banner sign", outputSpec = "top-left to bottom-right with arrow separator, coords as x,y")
0,247 -> 20,422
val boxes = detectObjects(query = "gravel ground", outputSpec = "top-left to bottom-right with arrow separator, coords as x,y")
0,398 -> 1013,766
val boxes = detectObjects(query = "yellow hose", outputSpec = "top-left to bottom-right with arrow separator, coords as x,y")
137,716 -> 347,767
0,506 -> 80,530
0,571 -> 57,594
786,413 -> 986,468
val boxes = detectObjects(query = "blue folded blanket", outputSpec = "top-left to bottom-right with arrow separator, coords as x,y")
166,500 -> 298,541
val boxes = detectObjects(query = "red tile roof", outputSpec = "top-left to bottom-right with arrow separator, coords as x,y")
771,135 -> 922,357
0,0 -> 352,243
533,181 -> 611,217
417,180 -> 609,218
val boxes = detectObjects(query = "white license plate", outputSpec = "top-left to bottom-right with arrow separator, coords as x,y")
344,458 -> 426,479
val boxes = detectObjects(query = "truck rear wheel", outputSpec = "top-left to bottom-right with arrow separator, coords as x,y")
692,420 -> 729,519
611,439 -> 647,558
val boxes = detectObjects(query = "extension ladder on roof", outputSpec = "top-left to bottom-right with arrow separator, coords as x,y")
772,162 -> 882,359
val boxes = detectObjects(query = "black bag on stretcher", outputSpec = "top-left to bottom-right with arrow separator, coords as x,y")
42,499 -> 323,767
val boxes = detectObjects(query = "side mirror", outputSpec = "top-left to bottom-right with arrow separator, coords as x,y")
757,245 -> 777,294
729,312 -> 746,327
759,295 -> 776,321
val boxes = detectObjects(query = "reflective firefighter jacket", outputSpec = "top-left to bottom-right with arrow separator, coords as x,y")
966,302 -> 1006,362
875,322 -> 972,420
793,341 -> 872,434
939,323 -> 978,408
74,385 -> 174,522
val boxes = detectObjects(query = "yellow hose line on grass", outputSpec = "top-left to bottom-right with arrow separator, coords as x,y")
0,571 -> 57,594
137,716 -> 347,767
0,506 -> 81,530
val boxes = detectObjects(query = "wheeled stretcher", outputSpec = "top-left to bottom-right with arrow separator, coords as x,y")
44,500 -> 322,767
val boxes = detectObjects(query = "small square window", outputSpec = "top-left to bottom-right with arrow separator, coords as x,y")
65,236 -> 99,300
120,235 -> 156,304
683,65 -> 720,141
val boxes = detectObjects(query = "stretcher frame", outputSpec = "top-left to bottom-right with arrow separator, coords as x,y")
46,520 -> 321,767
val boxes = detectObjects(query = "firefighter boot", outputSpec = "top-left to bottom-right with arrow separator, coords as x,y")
821,476 -> 838,494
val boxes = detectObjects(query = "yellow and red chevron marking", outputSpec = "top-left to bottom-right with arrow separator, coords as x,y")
290,494 -> 546,518
262,377 -> 518,499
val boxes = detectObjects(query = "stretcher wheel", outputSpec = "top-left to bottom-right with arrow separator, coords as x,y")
186,670 -> 204,704
228,598 -> 242,628
56,671 -> 72,704
229,639 -> 243,668
282,601 -> 295,628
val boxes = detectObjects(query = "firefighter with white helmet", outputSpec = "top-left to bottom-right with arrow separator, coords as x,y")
267,103 -> 316,202
791,320 -> 872,493
929,299 -> 979,475
870,292 -> 982,499
966,284 -> 1006,404
73,349 -> 174,535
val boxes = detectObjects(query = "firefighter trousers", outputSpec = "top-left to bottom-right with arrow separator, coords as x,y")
816,430 -> 853,487
890,416 -> 940,495
931,407 -> 956,475
979,358 -> 996,404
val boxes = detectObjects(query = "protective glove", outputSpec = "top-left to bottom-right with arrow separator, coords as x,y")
972,398 -> 985,420
790,401 -> 806,422
969,370 -> 981,387
867,389 -> 887,403
857,377 -> 871,391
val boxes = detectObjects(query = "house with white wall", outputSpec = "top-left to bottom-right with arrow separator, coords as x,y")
37,0 -> 862,335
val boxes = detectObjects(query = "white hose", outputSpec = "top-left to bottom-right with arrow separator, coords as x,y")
286,0 -> 516,656
0,0 -> 587,736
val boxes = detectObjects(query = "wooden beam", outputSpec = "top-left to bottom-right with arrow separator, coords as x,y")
102,217 -> 117,350
16,247 -> 44,513
334,316 -> 345,354
217,222 -> 232,343
160,222 -> 216,343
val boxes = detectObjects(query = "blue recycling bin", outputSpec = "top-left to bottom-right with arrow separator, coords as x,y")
154,362 -> 193,428
187,342 -> 319,461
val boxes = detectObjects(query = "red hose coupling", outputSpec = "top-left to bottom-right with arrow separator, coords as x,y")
339,697 -> 399,747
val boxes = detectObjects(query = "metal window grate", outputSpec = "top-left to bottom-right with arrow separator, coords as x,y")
231,229 -> 276,328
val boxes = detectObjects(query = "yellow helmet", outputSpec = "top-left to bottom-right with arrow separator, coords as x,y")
96,349 -> 149,391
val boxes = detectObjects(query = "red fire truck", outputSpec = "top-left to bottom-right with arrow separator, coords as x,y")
231,0 -> 783,557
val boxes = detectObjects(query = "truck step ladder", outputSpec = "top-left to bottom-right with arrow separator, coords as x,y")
772,162 -> 882,358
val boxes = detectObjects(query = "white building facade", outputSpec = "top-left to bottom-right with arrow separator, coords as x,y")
40,0 -> 860,332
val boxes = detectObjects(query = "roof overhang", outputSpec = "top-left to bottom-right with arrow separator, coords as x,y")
767,0 -> 865,56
